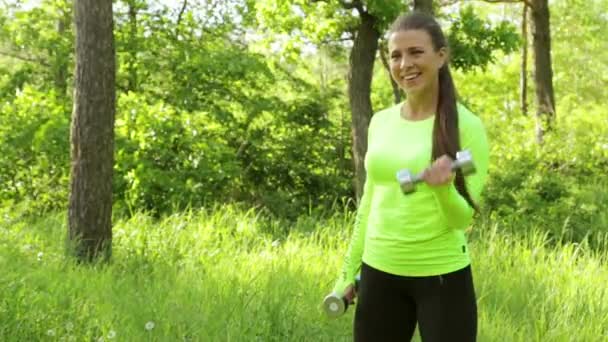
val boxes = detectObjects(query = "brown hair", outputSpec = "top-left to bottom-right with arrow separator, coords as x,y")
389,11 -> 477,210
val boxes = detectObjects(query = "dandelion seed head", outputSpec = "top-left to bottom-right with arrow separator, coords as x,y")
47,329 -> 55,336
37,252 -> 44,261
65,322 -> 74,331
107,330 -> 116,339
145,321 -> 155,331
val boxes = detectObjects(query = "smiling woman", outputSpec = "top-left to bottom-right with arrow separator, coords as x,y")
388,29 -> 447,111
331,10 -> 490,342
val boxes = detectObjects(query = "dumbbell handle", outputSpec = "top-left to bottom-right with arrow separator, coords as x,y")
410,159 -> 469,183
397,150 -> 475,194
323,276 -> 360,318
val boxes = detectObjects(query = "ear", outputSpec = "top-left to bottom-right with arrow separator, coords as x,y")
437,47 -> 448,68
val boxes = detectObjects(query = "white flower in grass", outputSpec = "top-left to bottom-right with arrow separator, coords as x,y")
65,322 -> 74,331
145,321 -> 155,331
271,239 -> 280,248
37,252 -> 44,261
47,329 -> 56,336
107,330 -> 116,339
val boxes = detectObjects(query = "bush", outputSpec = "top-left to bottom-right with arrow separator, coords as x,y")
0,87 -> 70,213
481,103 -> 608,246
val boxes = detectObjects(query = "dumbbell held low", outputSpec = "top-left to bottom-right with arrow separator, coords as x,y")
396,150 -> 476,194
323,275 -> 361,318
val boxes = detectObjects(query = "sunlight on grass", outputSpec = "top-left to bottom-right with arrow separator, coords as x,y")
1,207 -> 606,341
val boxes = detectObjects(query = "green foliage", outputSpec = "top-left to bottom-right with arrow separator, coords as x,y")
113,93 -> 242,215
455,60 -> 608,246
0,0 -> 606,237
0,0 -> 355,218
0,87 -> 70,213
487,104 -> 608,245
112,87 -> 351,218
551,0 -> 608,103
447,5 -> 520,71
0,0 -> 73,97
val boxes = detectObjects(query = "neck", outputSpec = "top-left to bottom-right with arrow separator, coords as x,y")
402,79 -> 440,121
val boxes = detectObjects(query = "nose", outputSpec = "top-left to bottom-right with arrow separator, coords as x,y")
400,56 -> 414,69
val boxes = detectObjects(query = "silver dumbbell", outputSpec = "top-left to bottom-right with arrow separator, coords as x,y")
323,275 -> 360,318
396,150 -> 476,194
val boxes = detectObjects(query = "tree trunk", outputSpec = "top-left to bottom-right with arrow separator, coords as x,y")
127,0 -> 139,92
349,11 -> 380,201
520,3 -> 528,116
530,0 -> 555,143
414,0 -> 434,14
68,0 -> 116,262
54,8 -> 70,96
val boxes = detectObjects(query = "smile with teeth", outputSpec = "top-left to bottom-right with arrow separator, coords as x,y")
402,72 -> 421,81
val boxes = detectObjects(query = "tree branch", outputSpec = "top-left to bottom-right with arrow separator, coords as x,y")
176,0 -> 188,27
174,0 -> 188,39
0,50 -> 49,67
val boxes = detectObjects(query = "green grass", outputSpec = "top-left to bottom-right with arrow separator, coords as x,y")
1,206 -> 607,341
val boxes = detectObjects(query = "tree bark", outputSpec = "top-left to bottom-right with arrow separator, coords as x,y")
49,7 -> 72,98
520,3 -> 528,116
127,0 -> 139,92
348,11 -> 380,201
414,0 -> 434,14
530,0 -> 555,143
54,7 -> 71,96
68,0 -> 116,262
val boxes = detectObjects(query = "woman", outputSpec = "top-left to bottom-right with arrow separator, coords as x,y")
332,11 -> 490,342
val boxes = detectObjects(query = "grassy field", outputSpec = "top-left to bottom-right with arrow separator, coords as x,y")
1,206 -> 607,341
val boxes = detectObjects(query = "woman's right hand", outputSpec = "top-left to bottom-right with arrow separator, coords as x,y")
343,284 -> 357,304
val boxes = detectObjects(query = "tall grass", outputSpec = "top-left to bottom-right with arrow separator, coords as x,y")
1,206 -> 606,341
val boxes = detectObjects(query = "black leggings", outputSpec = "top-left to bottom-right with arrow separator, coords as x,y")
354,263 -> 477,342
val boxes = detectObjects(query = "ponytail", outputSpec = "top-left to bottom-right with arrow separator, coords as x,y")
433,65 -> 478,211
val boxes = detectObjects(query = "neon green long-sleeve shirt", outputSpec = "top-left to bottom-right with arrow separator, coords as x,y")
333,102 -> 489,294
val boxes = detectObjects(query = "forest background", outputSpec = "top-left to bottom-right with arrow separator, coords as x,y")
0,0 -> 607,341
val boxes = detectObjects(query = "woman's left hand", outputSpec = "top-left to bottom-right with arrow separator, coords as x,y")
421,155 -> 454,187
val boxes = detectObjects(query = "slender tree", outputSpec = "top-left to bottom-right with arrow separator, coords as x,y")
529,0 -> 555,143
520,3 -> 528,116
348,4 -> 380,201
68,0 -> 116,262
482,0 -> 555,141
54,4 -> 71,96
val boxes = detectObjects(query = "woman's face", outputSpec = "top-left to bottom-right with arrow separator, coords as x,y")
388,29 -> 446,96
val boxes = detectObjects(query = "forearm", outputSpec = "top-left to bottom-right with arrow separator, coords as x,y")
332,178 -> 373,294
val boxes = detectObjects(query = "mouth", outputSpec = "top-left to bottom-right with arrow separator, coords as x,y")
401,72 -> 421,82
